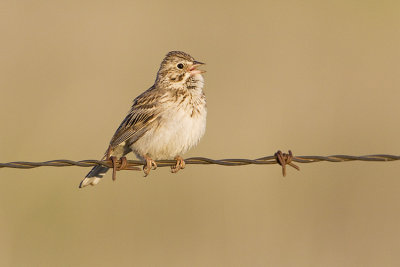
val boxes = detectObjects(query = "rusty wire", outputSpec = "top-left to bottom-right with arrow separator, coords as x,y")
1,152 -> 399,176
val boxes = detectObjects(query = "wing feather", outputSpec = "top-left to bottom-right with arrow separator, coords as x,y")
109,87 -> 163,148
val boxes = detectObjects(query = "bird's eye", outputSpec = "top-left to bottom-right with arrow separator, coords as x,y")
177,63 -> 184,69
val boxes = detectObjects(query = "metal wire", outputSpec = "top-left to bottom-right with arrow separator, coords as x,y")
1,154 -> 399,170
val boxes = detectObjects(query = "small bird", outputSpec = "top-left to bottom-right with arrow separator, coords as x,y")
79,51 -> 207,188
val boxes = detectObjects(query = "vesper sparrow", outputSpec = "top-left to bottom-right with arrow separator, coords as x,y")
79,51 -> 207,188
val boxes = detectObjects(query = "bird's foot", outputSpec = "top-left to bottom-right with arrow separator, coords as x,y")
143,155 -> 157,177
171,156 -> 185,173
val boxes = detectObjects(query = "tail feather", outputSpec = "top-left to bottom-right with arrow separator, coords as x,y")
79,164 -> 109,188
80,145 -> 128,188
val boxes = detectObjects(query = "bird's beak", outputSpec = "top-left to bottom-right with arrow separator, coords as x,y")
193,60 -> 205,66
190,61 -> 206,75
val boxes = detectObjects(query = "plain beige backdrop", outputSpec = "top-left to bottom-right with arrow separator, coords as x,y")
1,0 -> 400,266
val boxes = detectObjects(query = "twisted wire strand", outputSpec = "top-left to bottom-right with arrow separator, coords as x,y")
1,154 -> 399,169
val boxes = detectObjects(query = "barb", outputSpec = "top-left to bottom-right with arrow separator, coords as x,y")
274,150 -> 300,177
1,153 -> 399,176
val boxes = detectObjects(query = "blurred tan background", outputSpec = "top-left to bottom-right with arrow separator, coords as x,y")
1,0 -> 400,266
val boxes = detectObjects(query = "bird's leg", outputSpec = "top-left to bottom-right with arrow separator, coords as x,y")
171,155 -> 185,173
143,154 -> 157,177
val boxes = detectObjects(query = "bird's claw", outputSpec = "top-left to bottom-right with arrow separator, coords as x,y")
143,156 -> 157,177
171,156 -> 185,173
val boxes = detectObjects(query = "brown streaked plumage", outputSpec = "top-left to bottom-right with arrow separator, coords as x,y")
79,51 -> 207,188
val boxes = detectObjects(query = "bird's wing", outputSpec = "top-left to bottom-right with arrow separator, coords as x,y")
109,87 -> 163,148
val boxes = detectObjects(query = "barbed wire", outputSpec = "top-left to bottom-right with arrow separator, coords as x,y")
1,152 -> 399,177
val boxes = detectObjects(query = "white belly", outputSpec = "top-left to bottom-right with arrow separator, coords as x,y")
131,100 -> 207,160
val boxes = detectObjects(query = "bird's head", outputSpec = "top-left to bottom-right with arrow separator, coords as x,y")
156,51 -> 205,89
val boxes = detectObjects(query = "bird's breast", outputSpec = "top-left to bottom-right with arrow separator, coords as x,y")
131,90 -> 207,160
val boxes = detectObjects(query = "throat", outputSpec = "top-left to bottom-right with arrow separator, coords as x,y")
167,80 -> 206,117
186,74 -> 204,91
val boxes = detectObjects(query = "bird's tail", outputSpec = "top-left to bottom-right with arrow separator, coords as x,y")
79,156 -> 109,188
